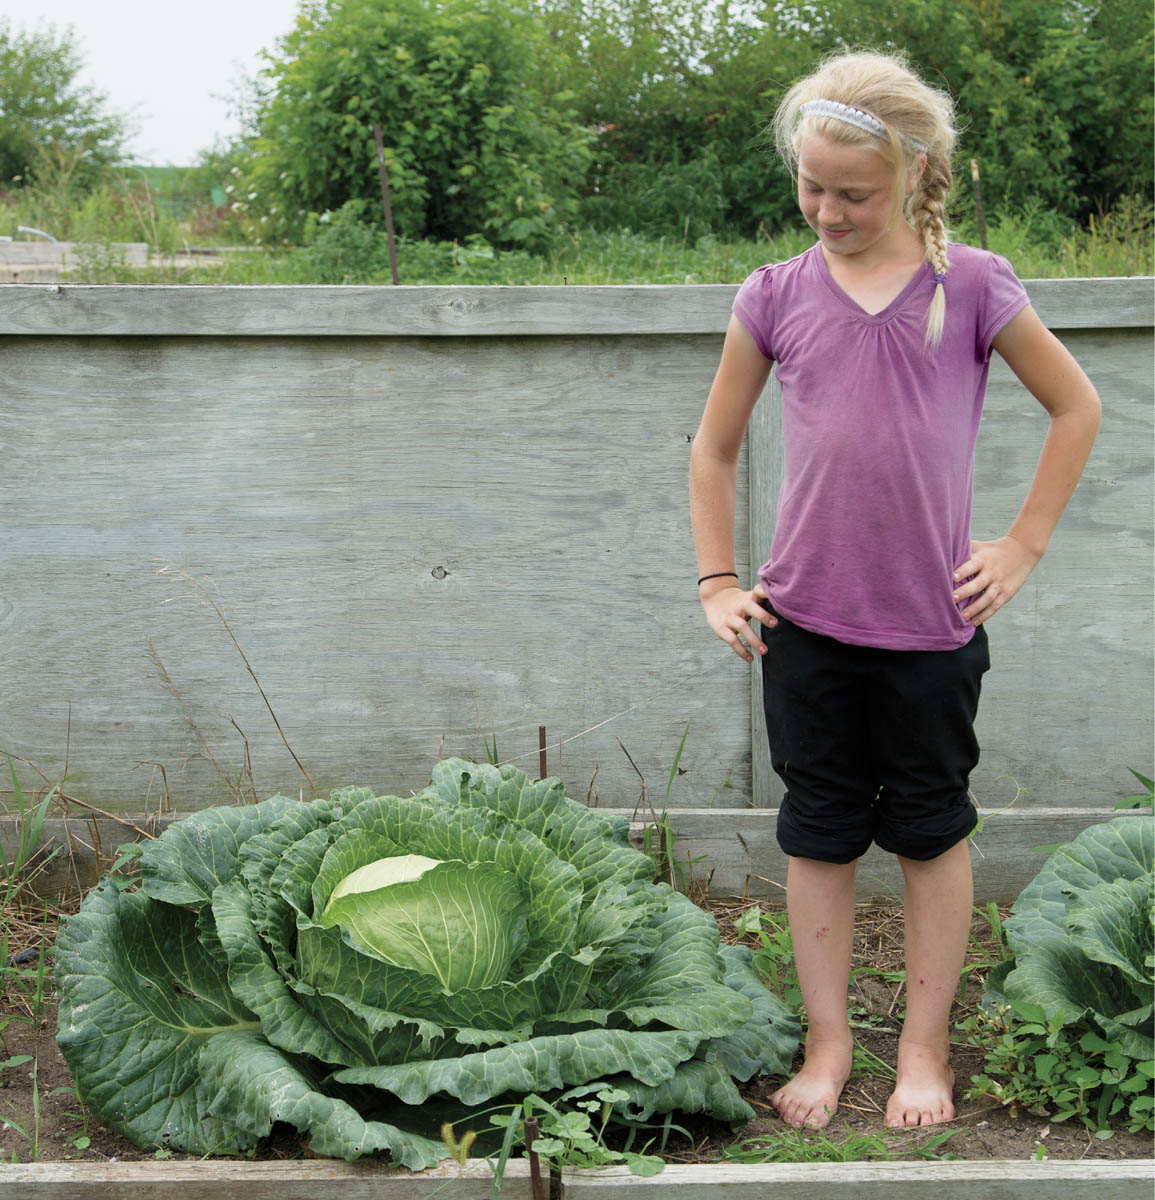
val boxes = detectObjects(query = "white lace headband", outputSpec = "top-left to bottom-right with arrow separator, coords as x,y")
799,99 -> 927,154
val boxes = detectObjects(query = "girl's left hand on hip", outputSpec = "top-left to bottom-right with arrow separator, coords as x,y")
952,535 -> 1042,625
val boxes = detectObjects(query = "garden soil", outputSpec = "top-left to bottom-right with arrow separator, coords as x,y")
2,903 -> 1151,1166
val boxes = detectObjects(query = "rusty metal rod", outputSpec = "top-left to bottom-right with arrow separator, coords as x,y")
523,1116 -> 546,1200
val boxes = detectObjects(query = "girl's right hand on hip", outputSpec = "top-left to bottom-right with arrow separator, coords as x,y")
700,581 -> 777,662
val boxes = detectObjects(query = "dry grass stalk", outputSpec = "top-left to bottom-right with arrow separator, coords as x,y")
156,565 -> 315,791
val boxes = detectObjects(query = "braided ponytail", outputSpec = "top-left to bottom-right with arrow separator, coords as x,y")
909,150 -> 953,346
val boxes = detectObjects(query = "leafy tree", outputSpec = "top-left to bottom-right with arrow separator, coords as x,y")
536,2 -> 806,238
0,19 -> 127,189
246,0 -> 593,245
540,0 -> 1151,238
783,0 -> 1153,221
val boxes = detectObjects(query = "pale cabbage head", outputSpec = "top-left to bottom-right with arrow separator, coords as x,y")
318,855 -> 528,989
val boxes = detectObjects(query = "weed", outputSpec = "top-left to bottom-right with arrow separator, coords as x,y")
968,775 -> 1025,845
850,1038 -> 898,1082
963,1008 -> 1154,1135
739,906 -> 803,1014
718,1125 -> 957,1163
622,726 -> 709,893
1,758 -> 62,911
1116,769 -> 1154,810
2,909 -> 53,1025
55,1083 -> 92,1158
489,1084 -> 666,1196
1,760 -> 65,1022
0,1055 -> 41,1161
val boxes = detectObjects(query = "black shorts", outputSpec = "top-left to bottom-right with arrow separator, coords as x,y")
760,609 -> 989,864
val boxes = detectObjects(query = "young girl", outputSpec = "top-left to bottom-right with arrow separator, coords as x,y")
690,50 -> 1100,1130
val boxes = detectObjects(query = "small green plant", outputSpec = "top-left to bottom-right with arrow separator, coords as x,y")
719,1126 -> 956,1163
1116,769 -> 1154,810
0,1055 -> 41,1161
968,776 -> 1026,841
738,906 -> 803,1014
53,1081 -> 92,1157
965,1011 -> 1154,1135
1,760 -> 63,1022
629,725 -> 709,891
978,901 -> 1009,961
1,759 -> 61,911
490,1085 -> 665,1188
1,911 -> 53,1025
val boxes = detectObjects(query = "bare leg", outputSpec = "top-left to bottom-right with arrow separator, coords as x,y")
771,856 -> 857,1129
886,838 -> 973,1127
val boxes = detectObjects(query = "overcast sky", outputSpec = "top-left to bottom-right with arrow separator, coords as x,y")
11,1 -> 302,164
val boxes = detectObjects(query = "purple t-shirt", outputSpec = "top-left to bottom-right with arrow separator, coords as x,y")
733,242 -> 1030,650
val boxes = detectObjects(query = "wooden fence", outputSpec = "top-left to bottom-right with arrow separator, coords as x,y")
1,278 -> 1151,899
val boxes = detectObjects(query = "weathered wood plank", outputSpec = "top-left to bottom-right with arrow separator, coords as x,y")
0,242 -> 150,266
0,283 -> 1149,855
0,1159 -> 529,1198
0,807 -> 1129,902
1025,276 -> 1154,329
0,332 -> 748,813
657,807 -> 1136,901
3,1158 -> 1150,1199
0,283 -> 738,337
0,277 -> 1148,336
561,1160 -> 1155,1198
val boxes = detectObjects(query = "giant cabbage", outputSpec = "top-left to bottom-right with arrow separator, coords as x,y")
55,760 -> 799,1165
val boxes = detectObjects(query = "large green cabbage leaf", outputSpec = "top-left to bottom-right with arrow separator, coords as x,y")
985,814 -> 1154,1060
56,760 -> 799,1164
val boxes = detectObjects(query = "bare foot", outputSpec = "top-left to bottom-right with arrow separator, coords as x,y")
885,1041 -> 956,1127
771,1034 -> 853,1129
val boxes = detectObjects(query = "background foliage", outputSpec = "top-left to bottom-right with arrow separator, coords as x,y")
0,1 -> 1151,265
0,19 -> 126,192
246,0 -> 592,245
535,0 -> 1153,239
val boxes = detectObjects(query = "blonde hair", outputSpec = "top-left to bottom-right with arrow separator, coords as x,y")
772,50 -> 957,347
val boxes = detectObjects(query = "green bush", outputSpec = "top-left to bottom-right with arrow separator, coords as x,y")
243,0 -> 592,248
0,19 -> 126,189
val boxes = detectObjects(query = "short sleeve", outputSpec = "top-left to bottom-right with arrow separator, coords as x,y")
977,253 -> 1030,360
732,265 -> 775,361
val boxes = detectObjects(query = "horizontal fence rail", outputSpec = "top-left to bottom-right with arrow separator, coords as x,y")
0,1155 -> 1152,1199
1,278 -> 1151,899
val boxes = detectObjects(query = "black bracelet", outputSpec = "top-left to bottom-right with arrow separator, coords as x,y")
698,571 -> 739,586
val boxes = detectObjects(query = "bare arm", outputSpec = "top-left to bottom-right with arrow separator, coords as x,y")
953,305 -> 1102,624
690,316 -> 775,660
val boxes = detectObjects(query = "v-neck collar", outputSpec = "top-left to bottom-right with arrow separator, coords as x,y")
812,244 -> 931,324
